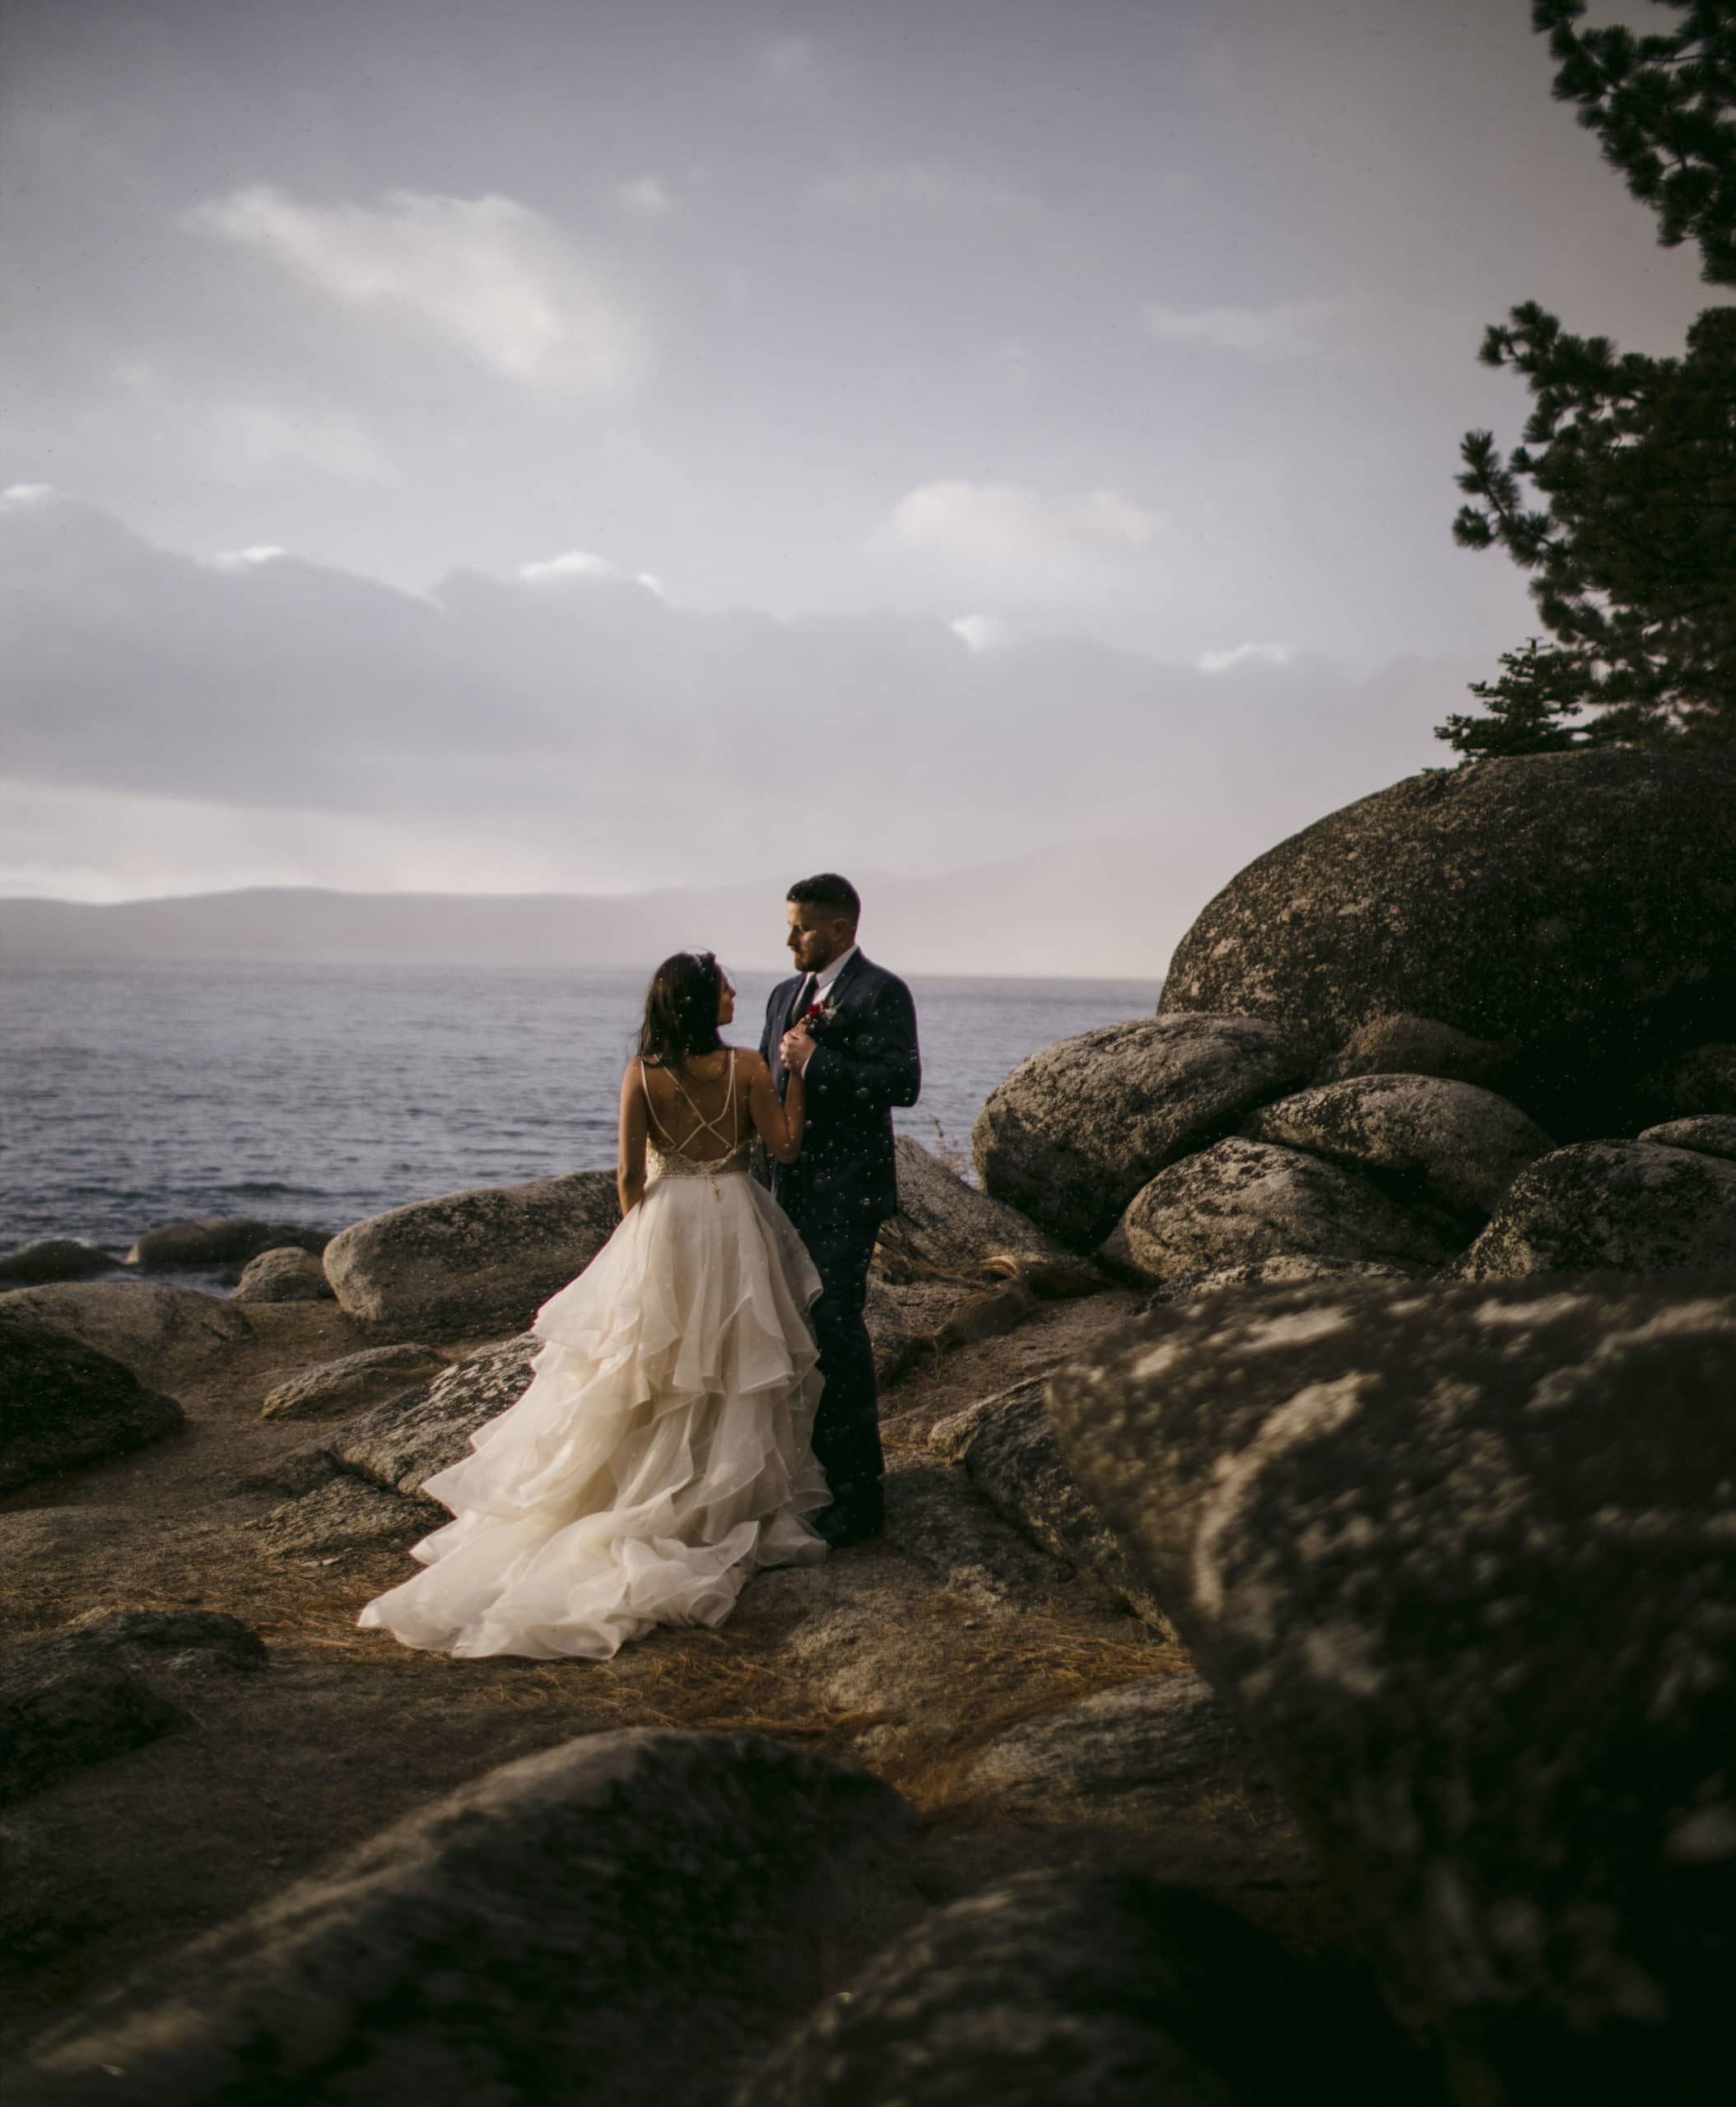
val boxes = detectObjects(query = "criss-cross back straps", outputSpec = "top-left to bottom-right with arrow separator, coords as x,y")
645,1049 -> 739,1158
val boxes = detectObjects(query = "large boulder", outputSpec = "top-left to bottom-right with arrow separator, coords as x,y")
0,1306 -> 185,1491
126,1218 -> 331,1267
231,1246 -> 333,1304
323,1171 -> 620,1336
1638,1116 -> 1736,1163
1452,1140 -> 1736,1279
259,1341 -> 448,1423
1050,1275 -> 1736,2100
1147,1256 -> 1418,1304
874,1137 -> 1092,1289
0,1240 -> 117,1286
0,1281 -> 249,1384
1242,1072 -> 1553,1216
1101,1137 -> 1453,1284
971,1015 -> 1313,1250
1160,751 -> 1736,1138
14,1731 -> 915,2107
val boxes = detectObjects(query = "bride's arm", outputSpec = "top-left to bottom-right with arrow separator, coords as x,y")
617,1059 -> 649,1213
745,1049 -> 805,1165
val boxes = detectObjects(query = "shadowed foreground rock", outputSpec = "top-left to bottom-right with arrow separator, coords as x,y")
1160,750 -> 1736,1138
323,1172 -> 620,1336
1452,1140 -> 1736,1278
972,1014 -> 1312,1249
13,1730 -> 916,2107
742,1868 -> 1420,2107
1050,1275 -> 1736,2104
0,1308 -> 185,1492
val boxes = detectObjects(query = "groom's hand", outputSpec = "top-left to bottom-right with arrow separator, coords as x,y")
780,1026 -> 817,1072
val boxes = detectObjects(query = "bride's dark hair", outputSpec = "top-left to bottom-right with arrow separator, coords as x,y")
639,951 -> 725,1068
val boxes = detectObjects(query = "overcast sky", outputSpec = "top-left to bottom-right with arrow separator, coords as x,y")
0,0 -> 1709,956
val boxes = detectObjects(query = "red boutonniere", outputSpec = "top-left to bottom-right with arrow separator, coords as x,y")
802,998 -> 840,1034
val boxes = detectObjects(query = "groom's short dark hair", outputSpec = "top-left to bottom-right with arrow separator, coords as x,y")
788,872 -> 860,924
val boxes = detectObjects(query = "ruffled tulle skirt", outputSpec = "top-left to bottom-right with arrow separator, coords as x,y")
356,1170 -> 828,1659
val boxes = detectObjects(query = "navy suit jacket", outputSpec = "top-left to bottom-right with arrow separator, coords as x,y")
759,951 -> 920,1237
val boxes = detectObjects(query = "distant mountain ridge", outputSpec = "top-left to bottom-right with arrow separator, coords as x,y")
0,835 -> 1218,980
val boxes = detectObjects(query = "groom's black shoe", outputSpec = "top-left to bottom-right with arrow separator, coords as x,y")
816,1481 -> 885,1548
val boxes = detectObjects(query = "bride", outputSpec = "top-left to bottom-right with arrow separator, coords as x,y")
356,949 -> 828,1660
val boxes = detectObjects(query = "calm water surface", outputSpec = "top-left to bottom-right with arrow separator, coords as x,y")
0,964 -> 1157,1254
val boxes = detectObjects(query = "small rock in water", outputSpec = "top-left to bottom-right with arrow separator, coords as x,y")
0,1240 -> 119,1286
126,1218 -> 332,1268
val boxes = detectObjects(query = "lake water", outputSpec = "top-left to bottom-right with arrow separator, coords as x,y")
0,964 -> 1157,1255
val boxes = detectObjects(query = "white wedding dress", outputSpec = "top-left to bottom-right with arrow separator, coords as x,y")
356,1054 -> 829,1659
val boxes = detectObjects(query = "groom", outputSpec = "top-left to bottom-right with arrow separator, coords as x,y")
762,873 -> 920,1547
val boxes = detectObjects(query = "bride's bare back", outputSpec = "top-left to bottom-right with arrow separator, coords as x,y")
616,1044 -> 805,1213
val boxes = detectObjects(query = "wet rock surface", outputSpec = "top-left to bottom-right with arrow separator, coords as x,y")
1452,1139 -> 1736,1278
14,1730 -> 917,2107
258,1341 -> 449,1423
972,1014 -> 1313,1249
322,1171 -> 621,1337
1160,750 -> 1736,1137
0,1309 -> 186,1492
126,1219 -> 331,1268
1051,1274 -> 1736,2102
231,1247 -> 334,1305
0,1281 -> 249,1385
1241,1072 -> 1552,1216
1101,1136 -> 1455,1283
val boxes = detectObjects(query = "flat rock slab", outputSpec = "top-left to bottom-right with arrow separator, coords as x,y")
324,1332 -> 541,1498
0,1281 -> 249,1386
13,1730 -> 916,2107
1242,1072 -> 1552,1215
1637,1115 -> 1736,1163
1050,1275 -> 1736,2102
251,1475 -> 433,1556
742,1867 -> 1417,2107
231,1248 -> 333,1305
0,1308 -> 186,1493
126,1218 -> 331,1267
260,1342 -> 448,1422
1102,1137 -> 1454,1284
323,1171 -> 620,1337
971,1013 -> 1313,1249
1453,1139 -> 1736,1277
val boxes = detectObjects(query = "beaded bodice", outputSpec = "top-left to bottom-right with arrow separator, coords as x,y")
644,1052 -> 751,1181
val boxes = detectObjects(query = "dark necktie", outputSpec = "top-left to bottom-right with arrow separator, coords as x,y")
789,974 -> 817,1030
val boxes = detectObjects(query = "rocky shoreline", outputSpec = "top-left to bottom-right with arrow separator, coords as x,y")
3,750 -> 1735,2103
